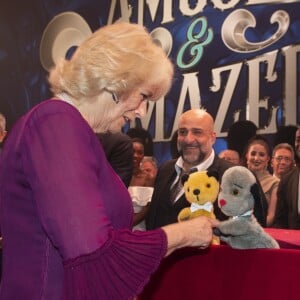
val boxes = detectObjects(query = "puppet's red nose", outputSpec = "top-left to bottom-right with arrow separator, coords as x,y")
219,199 -> 226,207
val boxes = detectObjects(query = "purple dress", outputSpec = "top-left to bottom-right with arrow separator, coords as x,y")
0,100 -> 167,299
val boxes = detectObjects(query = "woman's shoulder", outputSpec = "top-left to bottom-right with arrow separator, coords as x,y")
8,99 -> 89,147
26,99 -> 80,119
260,171 -> 279,192
19,99 -> 86,132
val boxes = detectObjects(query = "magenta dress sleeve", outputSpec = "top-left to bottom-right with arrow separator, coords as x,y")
22,101 -> 167,299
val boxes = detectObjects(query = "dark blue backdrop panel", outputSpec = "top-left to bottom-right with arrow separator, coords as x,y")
1,0 -> 299,164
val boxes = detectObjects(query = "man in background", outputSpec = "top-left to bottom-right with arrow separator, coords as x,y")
140,156 -> 158,184
273,128 -> 300,228
218,149 -> 240,165
271,143 -> 295,179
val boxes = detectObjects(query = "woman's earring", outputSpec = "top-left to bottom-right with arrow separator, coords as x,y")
111,92 -> 119,104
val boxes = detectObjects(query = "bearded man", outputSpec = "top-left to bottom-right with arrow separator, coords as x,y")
146,109 -> 267,229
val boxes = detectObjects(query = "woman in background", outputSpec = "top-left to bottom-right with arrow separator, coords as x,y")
0,22 -> 217,300
130,138 -> 148,186
244,135 -> 279,226
129,138 -> 153,229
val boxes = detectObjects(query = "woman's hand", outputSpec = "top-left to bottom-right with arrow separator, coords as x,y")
162,216 -> 219,256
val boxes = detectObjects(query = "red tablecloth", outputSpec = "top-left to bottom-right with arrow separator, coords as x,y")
265,228 -> 300,249
139,229 -> 300,300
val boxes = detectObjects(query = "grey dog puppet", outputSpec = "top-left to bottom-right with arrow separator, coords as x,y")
214,166 -> 279,249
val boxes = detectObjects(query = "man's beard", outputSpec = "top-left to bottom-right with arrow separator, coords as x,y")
179,144 -> 206,166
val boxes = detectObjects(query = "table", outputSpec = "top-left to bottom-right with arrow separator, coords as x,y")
138,229 -> 300,300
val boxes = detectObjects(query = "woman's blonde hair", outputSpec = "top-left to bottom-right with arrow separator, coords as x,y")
48,22 -> 174,102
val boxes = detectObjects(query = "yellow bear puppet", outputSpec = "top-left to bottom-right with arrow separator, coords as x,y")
178,169 -> 220,245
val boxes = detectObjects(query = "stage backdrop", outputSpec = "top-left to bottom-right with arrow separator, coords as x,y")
1,0 -> 300,164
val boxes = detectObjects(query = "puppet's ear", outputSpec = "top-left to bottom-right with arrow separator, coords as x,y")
207,169 -> 219,181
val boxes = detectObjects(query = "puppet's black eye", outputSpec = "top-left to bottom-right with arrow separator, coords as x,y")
206,183 -> 211,188
232,188 -> 239,196
187,187 -> 190,192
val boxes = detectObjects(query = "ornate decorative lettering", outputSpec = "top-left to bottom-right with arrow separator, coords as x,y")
177,17 -> 213,69
221,9 -> 289,53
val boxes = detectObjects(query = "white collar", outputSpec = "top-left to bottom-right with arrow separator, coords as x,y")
175,150 -> 215,175
171,151 -> 215,204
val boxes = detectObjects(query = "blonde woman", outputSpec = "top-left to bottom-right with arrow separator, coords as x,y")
0,23 -> 217,300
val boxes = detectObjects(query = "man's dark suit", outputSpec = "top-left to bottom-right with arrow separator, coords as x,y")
273,167 -> 300,229
146,156 -> 267,229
